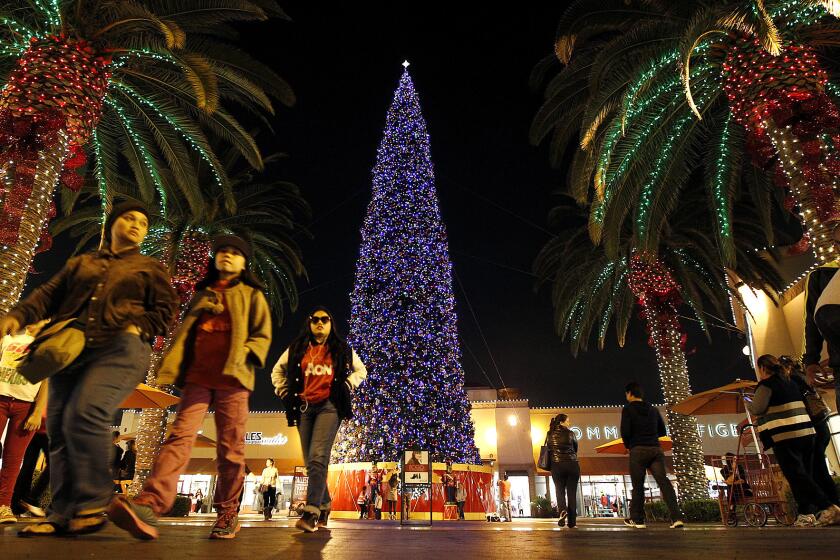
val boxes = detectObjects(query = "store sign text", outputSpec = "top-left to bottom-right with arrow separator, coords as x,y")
569,424 -> 739,441
244,432 -> 289,446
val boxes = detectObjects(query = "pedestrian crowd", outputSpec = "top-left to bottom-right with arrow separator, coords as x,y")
1,201 -> 839,543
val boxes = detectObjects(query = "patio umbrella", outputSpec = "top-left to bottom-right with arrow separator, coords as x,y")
595,436 -> 672,455
671,380 -> 756,416
673,379 -> 764,462
119,383 -> 180,409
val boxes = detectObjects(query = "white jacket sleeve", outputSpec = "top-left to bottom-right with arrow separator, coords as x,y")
346,349 -> 367,389
271,348 -> 290,397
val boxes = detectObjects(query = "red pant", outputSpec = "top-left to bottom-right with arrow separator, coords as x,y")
135,383 -> 249,516
0,396 -> 37,506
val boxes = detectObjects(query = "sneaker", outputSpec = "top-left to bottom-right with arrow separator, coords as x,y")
295,511 -> 318,533
623,519 -> 646,529
317,510 -> 330,528
670,520 -> 684,529
816,504 -> 840,526
794,514 -> 818,527
0,505 -> 17,524
19,501 -> 46,518
107,496 -> 159,540
209,511 -> 241,540
68,507 -> 108,535
17,521 -> 67,537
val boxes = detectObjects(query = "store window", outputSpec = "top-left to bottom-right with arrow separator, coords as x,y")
579,475 -> 628,518
241,474 -> 294,514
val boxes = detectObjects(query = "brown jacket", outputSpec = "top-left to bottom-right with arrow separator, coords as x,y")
157,282 -> 272,391
8,247 -> 178,347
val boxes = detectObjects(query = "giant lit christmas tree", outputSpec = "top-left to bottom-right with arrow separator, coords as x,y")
333,65 -> 480,464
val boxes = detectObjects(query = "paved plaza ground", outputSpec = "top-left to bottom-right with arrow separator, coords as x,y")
1,514 -> 836,559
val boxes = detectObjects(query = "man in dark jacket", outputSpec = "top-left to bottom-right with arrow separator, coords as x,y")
621,382 -> 684,529
801,224 -> 840,413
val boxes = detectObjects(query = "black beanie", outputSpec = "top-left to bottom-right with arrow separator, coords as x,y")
104,201 -> 150,241
211,234 -> 252,261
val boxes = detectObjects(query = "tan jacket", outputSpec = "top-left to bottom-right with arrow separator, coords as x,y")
157,282 -> 272,390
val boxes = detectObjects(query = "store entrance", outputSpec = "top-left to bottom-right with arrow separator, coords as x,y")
508,475 -> 531,517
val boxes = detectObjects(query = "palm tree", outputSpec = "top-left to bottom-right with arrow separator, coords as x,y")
535,195 -> 783,500
0,0 -> 294,314
53,147 -> 310,489
531,0 -> 840,266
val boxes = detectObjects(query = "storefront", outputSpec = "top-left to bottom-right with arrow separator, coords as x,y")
116,391 -> 838,518
119,410 -> 301,514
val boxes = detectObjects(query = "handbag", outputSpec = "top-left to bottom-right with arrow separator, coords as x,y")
537,435 -> 552,471
16,318 -> 85,383
802,390 -> 831,423
792,375 -> 831,423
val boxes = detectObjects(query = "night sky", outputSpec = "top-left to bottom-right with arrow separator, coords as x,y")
31,3 -> 758,410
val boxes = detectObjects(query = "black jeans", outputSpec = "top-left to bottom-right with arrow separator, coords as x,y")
629,446 -> 682,523
811,420 -> 840,509
774,435 -> 832,514
46,333 -> 149,523
263,486 -> 277,513
445,486 -> 456,503
814,305 -> 840,412
11,431 -> 49,514
550,460 -> 580,525
456,500 -> 465,519
297,400 -> 340,515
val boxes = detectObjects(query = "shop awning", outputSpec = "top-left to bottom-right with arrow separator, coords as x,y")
183,458 -> 303,476
535,456 -> 677,476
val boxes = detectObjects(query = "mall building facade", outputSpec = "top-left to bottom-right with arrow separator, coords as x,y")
117,384 -> 840,517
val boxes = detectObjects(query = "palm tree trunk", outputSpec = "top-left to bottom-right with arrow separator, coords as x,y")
0,132 -> 70,314
644,307 -> 708,502
763,120 -> 836,260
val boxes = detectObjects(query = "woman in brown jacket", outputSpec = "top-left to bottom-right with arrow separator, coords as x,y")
108,235 -> 272,540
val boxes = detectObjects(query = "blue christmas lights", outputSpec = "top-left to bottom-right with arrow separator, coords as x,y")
333,69 -> 481,464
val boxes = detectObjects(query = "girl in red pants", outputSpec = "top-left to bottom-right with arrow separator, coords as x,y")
0,320 -> 49,524
108,235 -> 271,540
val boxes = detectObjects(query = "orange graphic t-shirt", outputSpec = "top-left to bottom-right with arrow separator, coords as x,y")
300,344 -> 334,404
498,479 -> 511,501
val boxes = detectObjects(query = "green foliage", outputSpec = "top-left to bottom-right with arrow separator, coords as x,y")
531,0 -> 840,265
0,0 -> 294,217
681,499 -> 722,522
644,498 -> 720,522
530,495 -> 559,518
643,500 -> 670,522
534,194 -> 783,354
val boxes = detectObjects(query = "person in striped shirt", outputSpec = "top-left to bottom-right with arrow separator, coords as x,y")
749,355 -> 840,526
